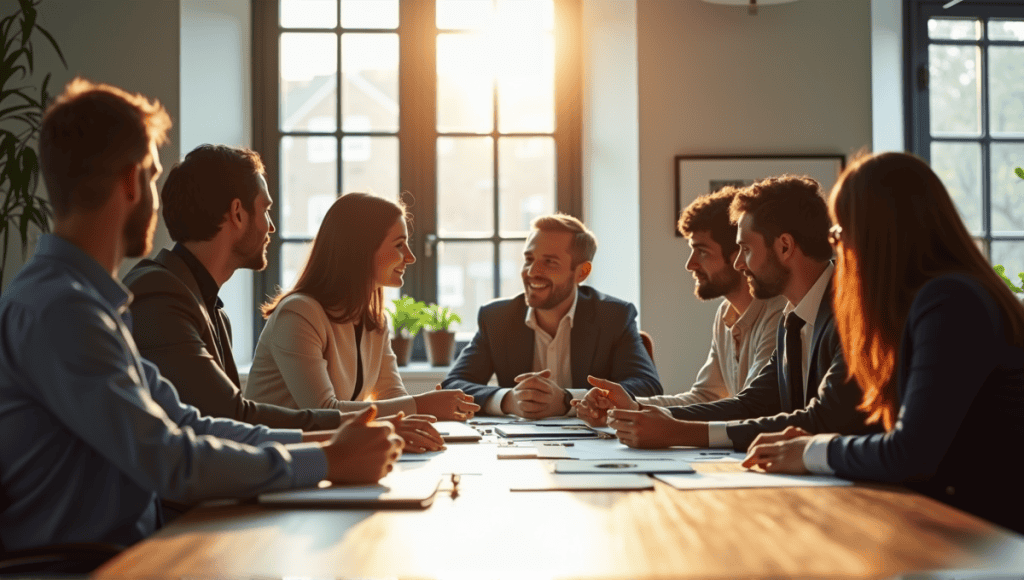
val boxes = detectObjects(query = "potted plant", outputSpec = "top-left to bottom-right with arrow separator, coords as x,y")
421,303 -> 461,367
994,167 -> 1024,296
1,0 -> 66,286
385,296 -> 427,366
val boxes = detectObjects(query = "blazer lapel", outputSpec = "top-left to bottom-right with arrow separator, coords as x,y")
806,280 -> 835,404
154,249 -> 224,365
570,290 -> 596,391
506,295 -> 536,383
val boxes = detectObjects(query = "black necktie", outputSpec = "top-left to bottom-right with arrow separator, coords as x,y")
785,313 -> 806,412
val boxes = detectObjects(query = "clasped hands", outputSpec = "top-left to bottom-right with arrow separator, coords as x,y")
501,369 -> 571,419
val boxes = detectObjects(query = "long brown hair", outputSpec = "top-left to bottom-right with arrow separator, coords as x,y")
829,151 -> 1024,430
261,192 -> 408,331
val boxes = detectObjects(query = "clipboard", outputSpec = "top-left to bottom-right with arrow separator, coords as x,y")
257,472 -> 442,509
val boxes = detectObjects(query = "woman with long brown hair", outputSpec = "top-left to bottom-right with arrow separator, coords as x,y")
246,193 -> 479,452
743,152 -> 1024,532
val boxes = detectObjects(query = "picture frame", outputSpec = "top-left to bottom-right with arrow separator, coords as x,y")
674,154 -> 846,236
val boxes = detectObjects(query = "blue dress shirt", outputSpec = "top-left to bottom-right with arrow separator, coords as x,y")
0,235 -> 327,550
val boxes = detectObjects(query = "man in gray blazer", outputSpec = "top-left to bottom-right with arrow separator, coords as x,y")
123,144 -> 343,431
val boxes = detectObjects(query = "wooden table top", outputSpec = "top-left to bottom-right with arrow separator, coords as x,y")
94,456 -> 1024,579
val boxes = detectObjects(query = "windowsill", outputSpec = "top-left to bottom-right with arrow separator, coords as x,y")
237,362 -> 452,396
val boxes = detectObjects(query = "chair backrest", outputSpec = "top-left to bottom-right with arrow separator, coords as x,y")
639,330 -> 655,366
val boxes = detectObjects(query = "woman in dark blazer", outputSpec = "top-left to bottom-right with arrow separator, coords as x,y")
743,152 -> 1024,533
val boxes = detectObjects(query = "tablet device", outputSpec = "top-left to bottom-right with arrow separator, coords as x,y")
433,421 -> 483,442
494,424 -> 599,438
257,472 -> 443,509
553,459 -> 694,474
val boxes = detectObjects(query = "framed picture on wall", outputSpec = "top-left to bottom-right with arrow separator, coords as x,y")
674,154 -> 846,236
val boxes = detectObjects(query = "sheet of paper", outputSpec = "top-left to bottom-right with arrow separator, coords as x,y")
553,459 -> 694,474
508,462 -> 655,491
654,471 -> 854,490
550,438 -> 745,462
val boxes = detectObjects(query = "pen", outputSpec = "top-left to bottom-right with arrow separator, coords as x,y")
698,451 -> 731,455
450,473 -> 461,498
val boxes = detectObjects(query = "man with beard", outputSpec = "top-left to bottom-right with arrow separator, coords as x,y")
123,145 -> 343,431
0,79 -> 401,552
441,214 -> 662,419
574,187 -> 786,426
595,175 -> 873,450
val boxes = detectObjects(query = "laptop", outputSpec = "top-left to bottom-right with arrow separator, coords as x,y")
257,472 -> 443,509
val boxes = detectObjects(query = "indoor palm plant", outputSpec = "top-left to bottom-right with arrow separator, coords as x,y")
421,303 -> 461,367
385,296 -> 427,366
0,0 -> 65,286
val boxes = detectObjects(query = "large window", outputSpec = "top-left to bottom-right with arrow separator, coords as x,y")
253,0 -> 581,350
907,0 -> 1024,279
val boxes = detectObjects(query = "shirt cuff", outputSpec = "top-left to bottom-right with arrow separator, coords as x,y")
267,429 -> 304,444
707,422 -> 732,448
803,433 -> 838,475
565,388 -> 587,417
285,443 -> 329,488
484,388 -> 512,416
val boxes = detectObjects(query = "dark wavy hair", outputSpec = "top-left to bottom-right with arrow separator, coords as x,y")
830,151 -> 1024,430
261,193 -> 408,332
678,186 -> 740,258
729,175 -> 832,261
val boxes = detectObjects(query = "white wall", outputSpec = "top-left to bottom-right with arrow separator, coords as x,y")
872,0 -> 905,152
582,0 -> 641,309
636,0 -> 872,392
180,0 -> 255,365
0,0 -> 180,289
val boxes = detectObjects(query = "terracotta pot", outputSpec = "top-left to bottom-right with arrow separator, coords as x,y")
424,330 -> 456,367
391,335 -> 412,366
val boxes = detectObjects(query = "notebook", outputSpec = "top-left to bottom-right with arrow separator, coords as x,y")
257,472 -> 443,509
433,421 -> 483,442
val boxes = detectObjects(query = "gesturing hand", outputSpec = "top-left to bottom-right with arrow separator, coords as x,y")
380,411 -> 446,453
607,406 -> 697,449
502,369 -> 567,419
321,405 -> 404,484
573,376 -> 639,427
413,385 -> 480,421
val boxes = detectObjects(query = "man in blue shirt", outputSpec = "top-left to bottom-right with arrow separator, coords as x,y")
0,78 -> 403,551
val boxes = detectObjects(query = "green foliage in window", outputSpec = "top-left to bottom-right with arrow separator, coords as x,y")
386,296 -> 428,338
993,168 -> 1024,294
421,303 -> 461,332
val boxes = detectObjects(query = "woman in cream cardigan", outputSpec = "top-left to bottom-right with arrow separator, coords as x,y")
246,193 -> 480,452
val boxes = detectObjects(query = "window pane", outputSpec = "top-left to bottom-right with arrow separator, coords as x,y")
991,143 -> 1024,234
342,136 -> 398,197
437,137 -> 493,237
342,34 -> 399,132
499,137 -> 555,236
931,141 -> 982,235
436,0 -> 492,30
280,33 -> 337,131
281,0 -> 336,29
929,44 -> 980,135
991,241 -> 1024,293
988,20 -> 1024,41
500,240 -> 527,299
281,136 -> 338,238
281,242 -> 313,290
437,34 -> 493,133
436,242 -> 494,337
928,18 -> 980,40
988,46 -> 1024,135
498,32 -> 554,133
496,0 -> 554,32
341,0 -> 397,29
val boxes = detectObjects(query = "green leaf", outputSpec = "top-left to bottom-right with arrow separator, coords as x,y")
1015,167 -> 1024,180
994,265 -> 1023,293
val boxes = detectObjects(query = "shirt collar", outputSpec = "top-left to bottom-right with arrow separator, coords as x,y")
729,296 -> 767,331
525,286 -> 580,331
35,233 -> 131,311
171,243 -> 222,309
783,262 -> 835,326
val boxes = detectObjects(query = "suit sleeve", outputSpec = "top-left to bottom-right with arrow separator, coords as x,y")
441,308 -> 500,407
826,280 -> 1003,482
128,273 -> 342,431
608,303 -> 662,397
723,321 -> 872,451
668,348 -> 785,422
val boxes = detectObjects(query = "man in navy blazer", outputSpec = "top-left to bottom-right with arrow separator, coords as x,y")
442,214 -> 662,419
602,176 -> 874,450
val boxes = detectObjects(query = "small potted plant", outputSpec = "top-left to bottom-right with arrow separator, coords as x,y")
385,296 -> 427,366
421,303 -> 461,367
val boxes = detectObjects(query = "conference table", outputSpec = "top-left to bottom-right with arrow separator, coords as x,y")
94,424 -> 1024,579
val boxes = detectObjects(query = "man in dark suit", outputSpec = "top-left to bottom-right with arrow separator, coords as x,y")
123,144 -> 343,431
602,175 -> 873,451
441,214 -> 662,419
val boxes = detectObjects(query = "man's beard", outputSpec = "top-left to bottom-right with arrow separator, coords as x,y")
694,267 -> 743,301
526,276 -> 576,310
746,250 -> 790,299
234,219 -> 268,271
124,182 -> 155,258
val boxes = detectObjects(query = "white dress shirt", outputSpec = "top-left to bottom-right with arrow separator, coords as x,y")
484,290 -> 579,416
707,263 -> 835,447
